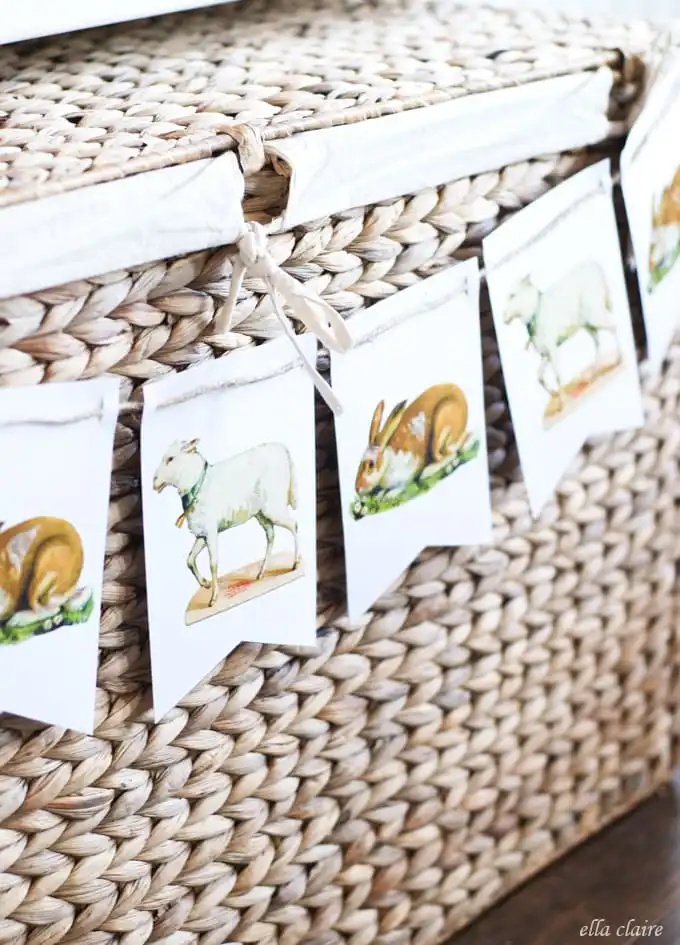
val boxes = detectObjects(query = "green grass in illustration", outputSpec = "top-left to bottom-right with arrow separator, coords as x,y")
350,437 -> 480,520
649,241 -> 680,292
0,589 -> 94,646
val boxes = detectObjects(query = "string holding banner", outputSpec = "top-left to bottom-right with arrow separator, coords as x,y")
214,222 -> 353,414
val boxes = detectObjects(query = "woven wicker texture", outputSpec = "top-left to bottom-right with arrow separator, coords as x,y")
1,143 -> 679,945
0,3 -> 677,943
0,0 -> 653,208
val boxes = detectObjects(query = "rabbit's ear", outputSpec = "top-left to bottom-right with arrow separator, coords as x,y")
369,401 -> 385,445
380,401 -> 408,446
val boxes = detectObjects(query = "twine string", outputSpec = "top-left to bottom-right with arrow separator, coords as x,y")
0,406 -> 107,428
151,357 -> 309,411
351,280 -> 472,349
0,392 -> 129,427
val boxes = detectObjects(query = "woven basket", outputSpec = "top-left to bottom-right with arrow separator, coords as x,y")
1,3 -> 678,945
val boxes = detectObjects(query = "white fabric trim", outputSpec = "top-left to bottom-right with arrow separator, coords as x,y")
269,69 -> 615,229
0,152 -> 245,300
0,0 -> 236,44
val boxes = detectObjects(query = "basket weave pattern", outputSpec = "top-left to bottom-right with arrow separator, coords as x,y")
0,0 -> 650,206
0,3 -> 676,943
0,149 -> 679,945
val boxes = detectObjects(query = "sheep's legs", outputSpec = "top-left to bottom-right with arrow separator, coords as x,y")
187,537 -> 210,589
205,534 -> 219,606
586,325 -> 603,373
265,510 -> 299,571
542,348 -> 567,408
587,322 -> 620,366
255,514 -> 275,580
537,357 -> 555,398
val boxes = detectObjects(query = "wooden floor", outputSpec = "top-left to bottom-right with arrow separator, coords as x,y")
453,777 -> 680,945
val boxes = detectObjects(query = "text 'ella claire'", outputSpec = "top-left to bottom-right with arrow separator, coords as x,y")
579,918 -> 663,937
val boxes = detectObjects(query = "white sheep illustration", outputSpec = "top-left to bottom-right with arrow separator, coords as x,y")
504,261 -> 620,407
153,439 -> 299,607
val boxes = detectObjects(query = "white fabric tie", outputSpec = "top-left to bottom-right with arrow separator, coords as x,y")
214,222 -> 353,414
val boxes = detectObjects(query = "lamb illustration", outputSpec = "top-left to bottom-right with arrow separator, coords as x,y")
355,383 -> 469,497
153,439 -> 299,608
649,167 -> 680,287
503,261 -> 620,409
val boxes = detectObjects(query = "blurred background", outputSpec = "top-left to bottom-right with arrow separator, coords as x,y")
459,0 -> 680,20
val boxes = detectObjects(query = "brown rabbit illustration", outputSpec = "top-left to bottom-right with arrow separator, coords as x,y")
355,383 -> 468,495
650,166 -> 680,275
0,517 -> 84,620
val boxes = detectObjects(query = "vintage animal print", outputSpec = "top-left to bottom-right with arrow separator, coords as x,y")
0,517 -> 84,621
154,439 -> 299,608
649,166 -> 680,287
504,262 -> 620,410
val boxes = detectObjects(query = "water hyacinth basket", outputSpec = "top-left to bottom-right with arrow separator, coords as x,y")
0,3 -> 679,945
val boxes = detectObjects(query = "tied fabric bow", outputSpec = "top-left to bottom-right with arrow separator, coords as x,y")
214,222 -> 353,414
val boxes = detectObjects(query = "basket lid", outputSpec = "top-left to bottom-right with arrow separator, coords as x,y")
0,0 -> 654,209
0,0 -> 657,300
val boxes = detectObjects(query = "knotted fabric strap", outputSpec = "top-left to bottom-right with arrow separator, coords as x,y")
214,222 -> 353,414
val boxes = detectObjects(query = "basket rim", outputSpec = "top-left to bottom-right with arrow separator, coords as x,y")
0,0 -> 653,211
0,67 -> 618,301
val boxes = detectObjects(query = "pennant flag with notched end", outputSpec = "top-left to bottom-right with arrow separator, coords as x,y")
331,259 -> 493,622
0,376 -> 119,734
621,48 -> 680,374
141,335 -> 318,720
484,160 -> 644,519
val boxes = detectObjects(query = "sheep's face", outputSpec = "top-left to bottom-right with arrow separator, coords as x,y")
504,277 -> 539,327
153,439 -> 203,494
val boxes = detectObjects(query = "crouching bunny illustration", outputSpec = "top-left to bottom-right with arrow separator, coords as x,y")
0,517 -> 84,620
0,517 -> 94,645
153,439 -> 300,609
649,167 -> 680,288
354,384 -> 471,511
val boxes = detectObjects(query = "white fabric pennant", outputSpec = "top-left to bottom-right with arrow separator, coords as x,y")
141,336 -> 318,720
0,377 -> 120,733
621,46 -> 680,374
484,160 -> 644,518
331,260 -> 492,622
